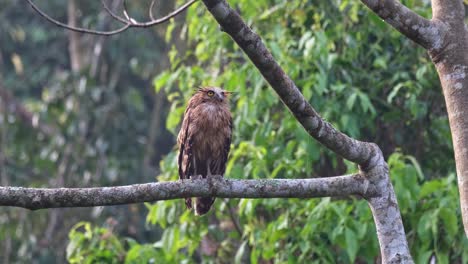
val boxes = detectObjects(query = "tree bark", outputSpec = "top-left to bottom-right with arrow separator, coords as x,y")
0,174 -> 378,209
358,0 -> 468,238
428,0 -> 468,236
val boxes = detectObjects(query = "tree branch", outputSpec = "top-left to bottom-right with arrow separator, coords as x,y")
26,0 -> 198,36
0,174 -> 377,210
360,0 -> 443,50
362,159 -> 413,263
201,0 -> 377,168
102,0 -> 198,27
26,0 -> 130,36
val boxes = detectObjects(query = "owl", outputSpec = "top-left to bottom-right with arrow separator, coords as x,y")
177,87 -> 232,215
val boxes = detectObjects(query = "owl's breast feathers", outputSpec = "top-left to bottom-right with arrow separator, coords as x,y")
189,103 -> 231,159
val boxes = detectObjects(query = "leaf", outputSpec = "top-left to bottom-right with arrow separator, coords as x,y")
346,92 -> 357,110
345,228 -> 358,263
153,71 -> 171,93
358,92 -> 376,115
439,207 -> 457,237
405,155 -> 425,180
234,241 -> 249,264
387,83 -> 404,103
419,180 -> 443,198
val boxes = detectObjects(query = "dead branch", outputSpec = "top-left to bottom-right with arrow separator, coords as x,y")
26,0 -> 198,36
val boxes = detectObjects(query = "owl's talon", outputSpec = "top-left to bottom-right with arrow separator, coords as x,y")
191,175 -> 202,180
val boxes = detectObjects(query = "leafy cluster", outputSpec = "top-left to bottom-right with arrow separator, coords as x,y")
1,0 -> 467,263
68,0 -> 466,263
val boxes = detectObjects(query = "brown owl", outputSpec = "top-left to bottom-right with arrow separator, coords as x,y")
177,87 -> 232,215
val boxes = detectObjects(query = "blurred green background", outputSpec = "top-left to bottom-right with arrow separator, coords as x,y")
0,0 -> 467,263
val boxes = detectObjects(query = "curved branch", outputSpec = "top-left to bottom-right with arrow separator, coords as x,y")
27,0 -> 198,36
149,0 -> 157,21
360,0 -> 443,50
0,174 -> 375,210
202,0 -> 377,168
101,0 -> 131,25
26,0 -> 131,36
102,0 -> 198,28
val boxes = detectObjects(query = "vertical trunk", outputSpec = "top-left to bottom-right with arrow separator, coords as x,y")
429,25 -> 468,235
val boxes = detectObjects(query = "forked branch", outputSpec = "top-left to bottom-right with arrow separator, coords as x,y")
359,0 -> 444,50
26,0 -> 198,36
102,0 -> 197,27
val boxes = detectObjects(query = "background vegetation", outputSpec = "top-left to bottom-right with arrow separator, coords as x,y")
0,0 -> 467,263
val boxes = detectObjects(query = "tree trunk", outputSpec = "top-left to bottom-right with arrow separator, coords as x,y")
428,9 -> 468,235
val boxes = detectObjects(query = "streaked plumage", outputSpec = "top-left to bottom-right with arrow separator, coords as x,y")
177,87 -> 232,215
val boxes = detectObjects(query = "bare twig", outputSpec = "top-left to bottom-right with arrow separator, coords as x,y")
26,0 -> 131,36
27,0 -> 198,36
149,0 -> 157,21
102,0 -> 198,28
0,174 -> 376,210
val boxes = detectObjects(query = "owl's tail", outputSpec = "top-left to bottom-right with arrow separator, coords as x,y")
194,197 -> 215,215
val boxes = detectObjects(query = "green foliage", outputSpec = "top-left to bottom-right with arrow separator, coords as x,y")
2,0 -> 466,262
1,0 -> 171,262
70,156 -> 467,263
67,222 -> 125,263
388,153 -> 467,263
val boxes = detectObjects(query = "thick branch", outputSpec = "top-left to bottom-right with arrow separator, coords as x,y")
360,0 -> 443,50
202,0 -> 378,168
431,0 -> 465,22
362,155 -> 413,262
0,174 -> 376,210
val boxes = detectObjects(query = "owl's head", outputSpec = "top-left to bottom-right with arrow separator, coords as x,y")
196,87 -> 231,103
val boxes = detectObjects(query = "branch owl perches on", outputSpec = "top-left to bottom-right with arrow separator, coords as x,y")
177,87 -> 233,215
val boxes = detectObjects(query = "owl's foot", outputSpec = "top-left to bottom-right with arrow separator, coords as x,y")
191,174 -> 203,180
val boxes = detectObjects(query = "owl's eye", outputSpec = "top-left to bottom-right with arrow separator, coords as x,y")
207,91 -> 215,97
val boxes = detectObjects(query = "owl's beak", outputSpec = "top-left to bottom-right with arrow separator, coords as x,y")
216,93 -> 224,102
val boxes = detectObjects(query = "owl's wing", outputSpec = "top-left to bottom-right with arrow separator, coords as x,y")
177,108 -> 194,209
210,116 -> 232,176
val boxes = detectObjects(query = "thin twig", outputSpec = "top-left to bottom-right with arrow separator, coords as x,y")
27,0 -> 198,36
26,0 -> 130,36
101,0 -> 129,24
149,0 -> 157,21
122,0 -> 135,23
102,0 -> 198,28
